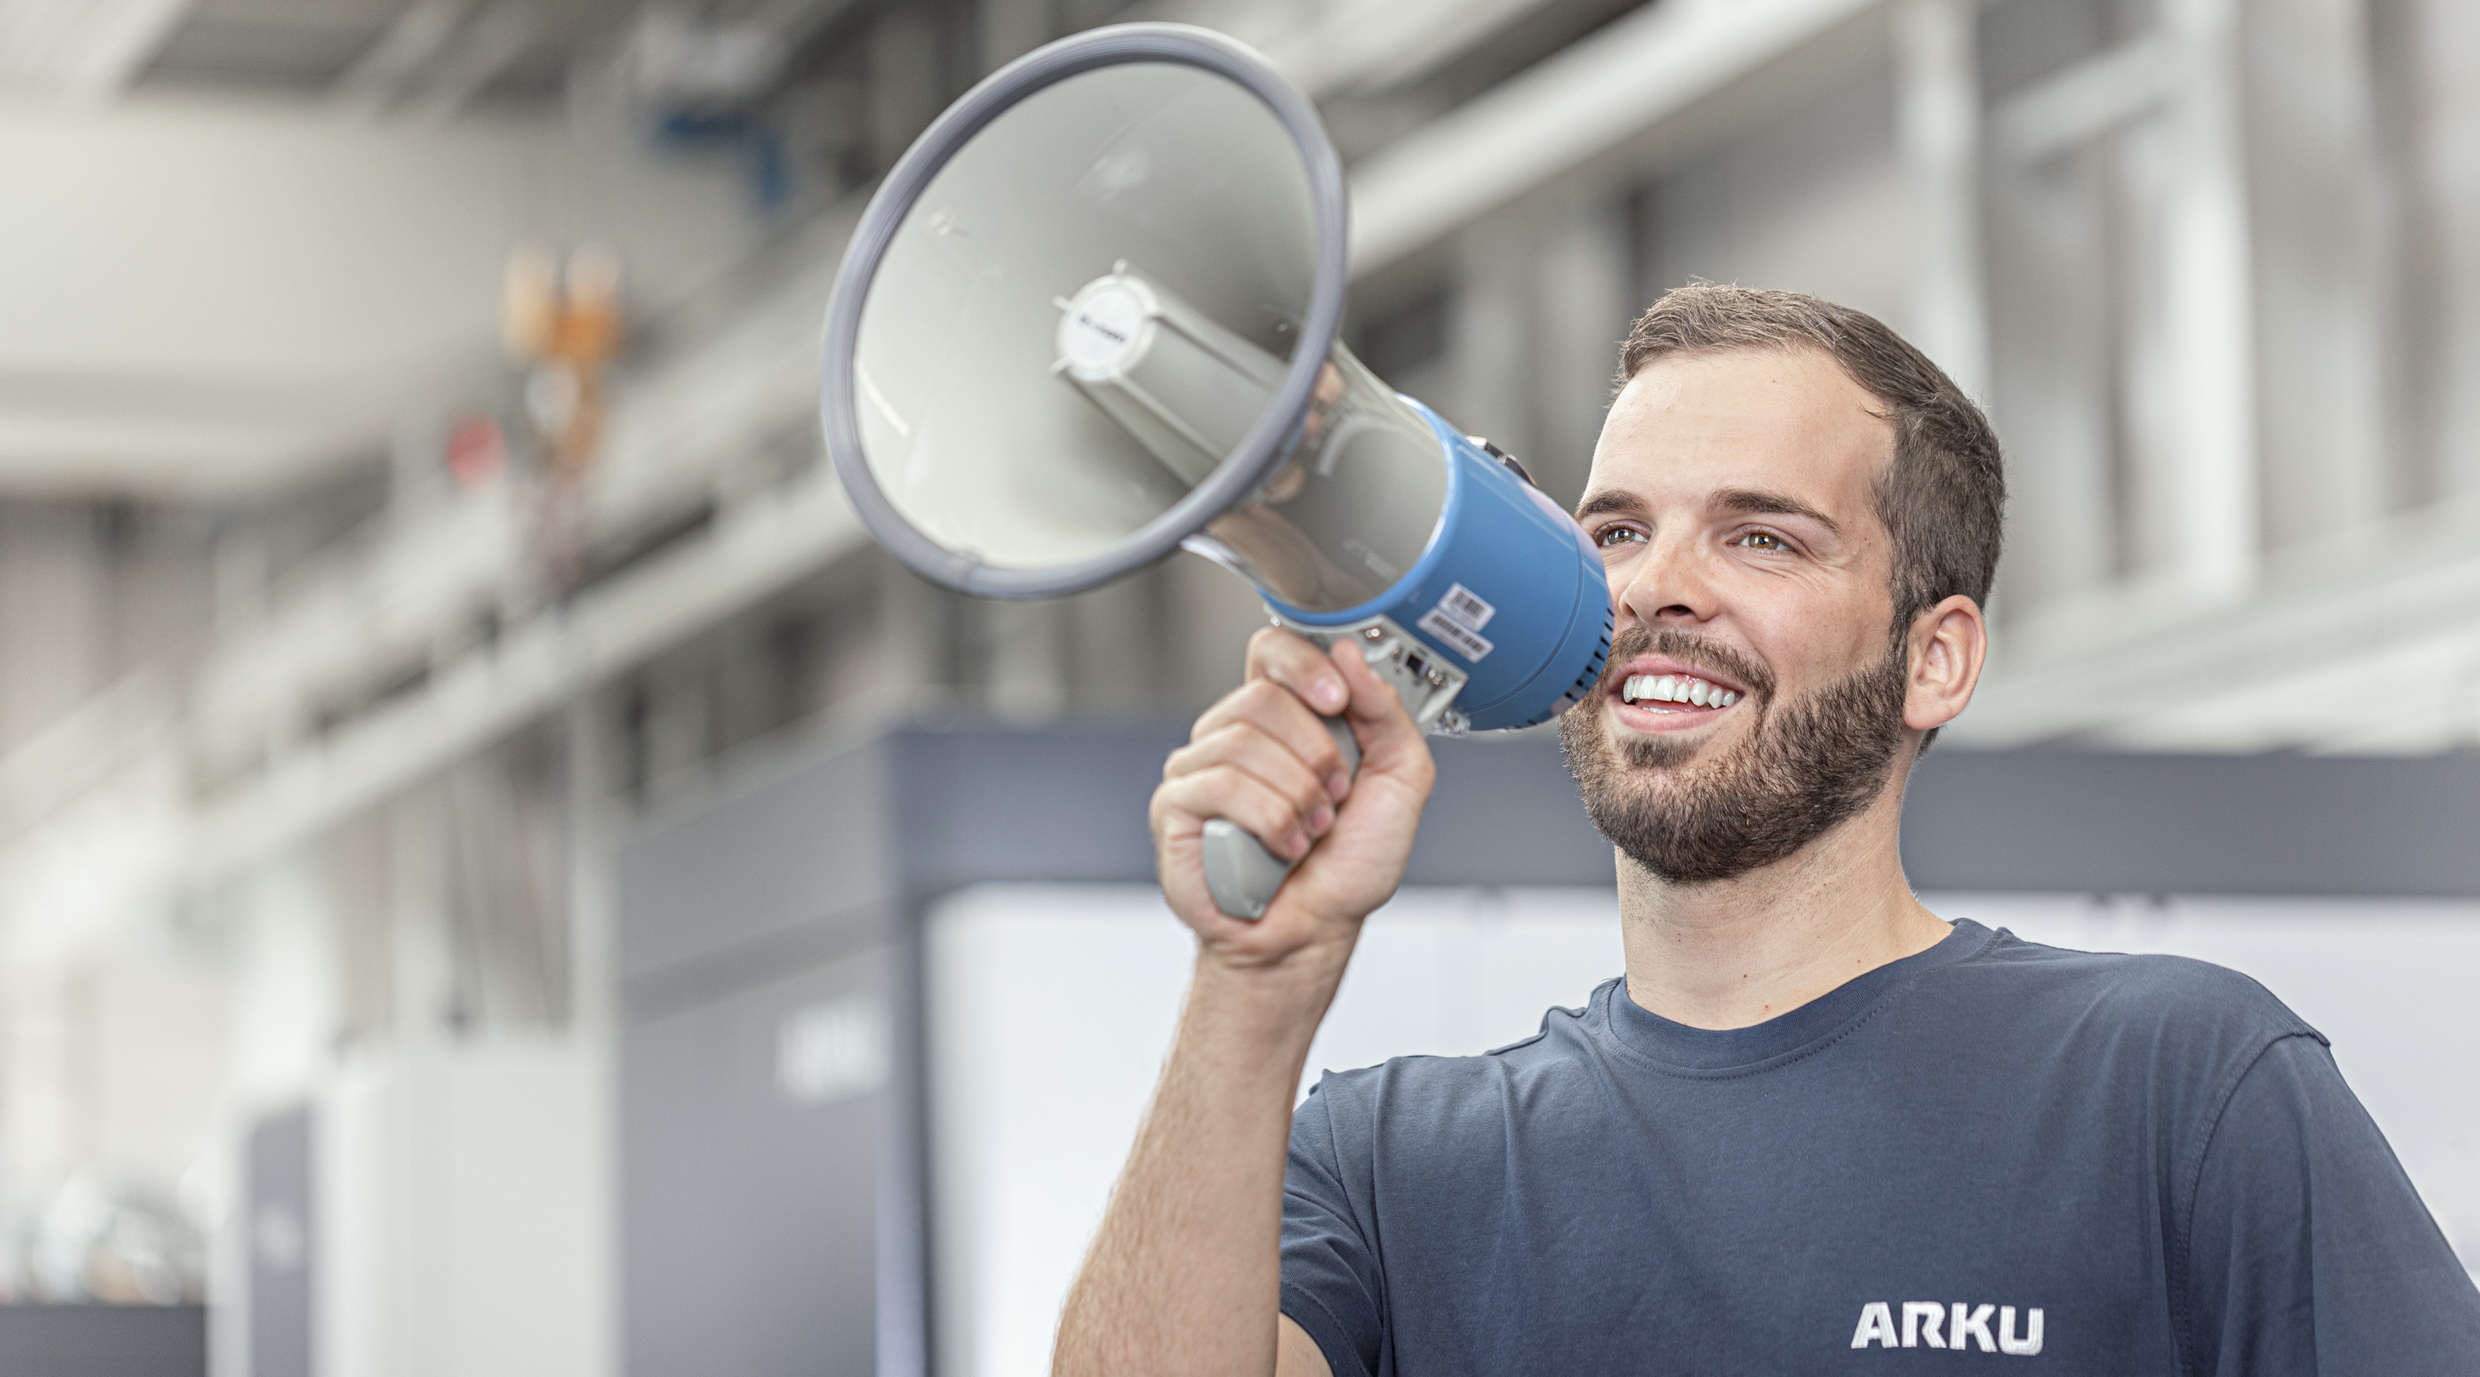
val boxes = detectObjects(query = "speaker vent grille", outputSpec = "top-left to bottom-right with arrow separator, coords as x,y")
1508,607 -> 1611,728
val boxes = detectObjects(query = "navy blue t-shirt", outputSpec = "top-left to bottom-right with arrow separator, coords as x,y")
1281,919 -> 2480,1374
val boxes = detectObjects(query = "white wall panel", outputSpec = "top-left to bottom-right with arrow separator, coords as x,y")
925,883 -> 1622,1377
318,1041 -> 606,1377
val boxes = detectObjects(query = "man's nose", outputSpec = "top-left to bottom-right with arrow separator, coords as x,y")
1614,531 -> 1717,626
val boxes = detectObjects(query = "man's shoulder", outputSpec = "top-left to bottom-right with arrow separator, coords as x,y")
1302,982 -> 1614,1107
1946,923 -> 2322,1048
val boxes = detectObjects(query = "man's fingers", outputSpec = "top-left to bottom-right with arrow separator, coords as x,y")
1153,766 -> 1314,861
1187,680 -> 1352,797
1163,723 -> 1336,838
1246,627 -> 1349,716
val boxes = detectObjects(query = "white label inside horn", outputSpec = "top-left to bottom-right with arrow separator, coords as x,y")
1058,283 -> 1148,379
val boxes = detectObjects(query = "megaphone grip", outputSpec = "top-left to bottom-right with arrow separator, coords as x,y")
1201,715 -> 1360,919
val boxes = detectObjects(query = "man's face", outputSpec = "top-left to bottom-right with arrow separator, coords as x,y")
1557,346 -> 1913,883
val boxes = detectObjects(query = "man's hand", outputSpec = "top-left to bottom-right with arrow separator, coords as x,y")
1151,627 -> 1438,975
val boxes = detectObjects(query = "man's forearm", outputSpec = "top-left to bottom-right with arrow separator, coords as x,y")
1053,950 -> 1344,1377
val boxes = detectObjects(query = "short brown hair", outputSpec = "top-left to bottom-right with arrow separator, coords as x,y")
1618,282 -> 2006,630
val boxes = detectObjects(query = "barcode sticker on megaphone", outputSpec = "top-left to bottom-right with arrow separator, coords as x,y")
1419,583 -> 1497,662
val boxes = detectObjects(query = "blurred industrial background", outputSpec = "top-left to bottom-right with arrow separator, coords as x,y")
1,0 -> 2478,1372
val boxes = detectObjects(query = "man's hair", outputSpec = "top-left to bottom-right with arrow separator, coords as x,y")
1618,282 -> 2006,631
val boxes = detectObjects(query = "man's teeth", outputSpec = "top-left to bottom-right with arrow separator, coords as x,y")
1619,674 -> 1740,708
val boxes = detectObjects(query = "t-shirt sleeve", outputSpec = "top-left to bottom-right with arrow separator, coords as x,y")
1281,1081 -> 1387,1377
2184,1032 -> 2480,1375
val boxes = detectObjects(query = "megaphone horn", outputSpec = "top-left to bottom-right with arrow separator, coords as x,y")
821,23 -> 1612,919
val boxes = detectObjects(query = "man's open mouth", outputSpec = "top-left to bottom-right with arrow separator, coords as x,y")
1617,673 -> 1742,711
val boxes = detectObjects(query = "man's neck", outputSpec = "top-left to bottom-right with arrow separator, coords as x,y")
1614,784 -> 1950,1031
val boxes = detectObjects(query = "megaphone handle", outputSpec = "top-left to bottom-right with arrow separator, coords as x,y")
1201,714 -> 1361,919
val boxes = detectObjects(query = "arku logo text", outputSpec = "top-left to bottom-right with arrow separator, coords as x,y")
1851,1302 -> 2044,1354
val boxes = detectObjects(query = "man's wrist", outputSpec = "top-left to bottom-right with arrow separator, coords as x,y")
1185,943 -> 1351,1053
1196,932 -> 1352,993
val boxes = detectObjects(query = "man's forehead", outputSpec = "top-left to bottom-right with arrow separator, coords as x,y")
1581,347 -> 1893,515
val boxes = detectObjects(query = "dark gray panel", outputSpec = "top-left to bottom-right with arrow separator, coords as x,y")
1902,747 -> 2480,896
886,723 -> 1615,892
887,724 -> 1174,893
879,728 -> 2480,897
1405,733 -> 1614,886
244,1107 -> 313,1377
0,1305 -> 206,1375
622,946 -> 888,1377
621,900 -> 900,1028
617,739 -> 897,983
622,728 -> 2480,986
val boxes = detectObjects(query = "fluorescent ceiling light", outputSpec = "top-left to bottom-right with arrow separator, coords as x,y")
0,0 -> 192,96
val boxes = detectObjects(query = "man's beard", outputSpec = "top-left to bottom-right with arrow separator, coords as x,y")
1557,626 -> 1910,885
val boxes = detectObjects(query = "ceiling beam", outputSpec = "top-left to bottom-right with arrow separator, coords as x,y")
1347,0 -> 1890,276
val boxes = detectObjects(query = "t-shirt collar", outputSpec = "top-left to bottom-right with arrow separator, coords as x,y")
1599,917 -> 1998,1074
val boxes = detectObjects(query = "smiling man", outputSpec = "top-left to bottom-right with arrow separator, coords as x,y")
1052,284 -> 2480,1376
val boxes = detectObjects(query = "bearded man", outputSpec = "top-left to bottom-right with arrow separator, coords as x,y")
1052,284 -> 2480,1375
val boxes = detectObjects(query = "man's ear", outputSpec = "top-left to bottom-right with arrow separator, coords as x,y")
1903,594 -> 1987,735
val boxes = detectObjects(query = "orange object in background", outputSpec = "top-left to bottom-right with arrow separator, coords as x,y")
503,242 -> 625,481
504,243 -> 626,583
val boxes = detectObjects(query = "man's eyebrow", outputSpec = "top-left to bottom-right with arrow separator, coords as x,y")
1573,490 -> 1645,522
1715,488 -> 1841,534
1572,487 -> 1844,533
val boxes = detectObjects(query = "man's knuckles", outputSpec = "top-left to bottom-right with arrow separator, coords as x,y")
1156,765 -> 1311,856
1185,690 -> 1341,771
1190,678 -> 1317,742
1166,721 -> 1332,803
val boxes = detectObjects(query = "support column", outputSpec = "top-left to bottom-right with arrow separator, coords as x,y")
1893,0 -> 1991,403
1449,218 -> 1540,465
0,503 -> 108,758
2246,0 -> 2387,546
1532,194 -> 1636,509
2159,0 -> 2260,597
2413,0 -> 2480,502
562,692 -> 616,1377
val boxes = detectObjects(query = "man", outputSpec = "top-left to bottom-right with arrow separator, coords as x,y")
1052,284 -> 2480,1374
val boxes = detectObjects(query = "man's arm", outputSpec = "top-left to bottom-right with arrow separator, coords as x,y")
1053,630 -> 1435,1377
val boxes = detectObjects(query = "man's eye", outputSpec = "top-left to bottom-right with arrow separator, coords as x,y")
1735,531 -> 1789,552
1595,526 -> 1646,548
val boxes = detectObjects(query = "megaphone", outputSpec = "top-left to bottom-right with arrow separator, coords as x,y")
821,24 -> 1611,919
